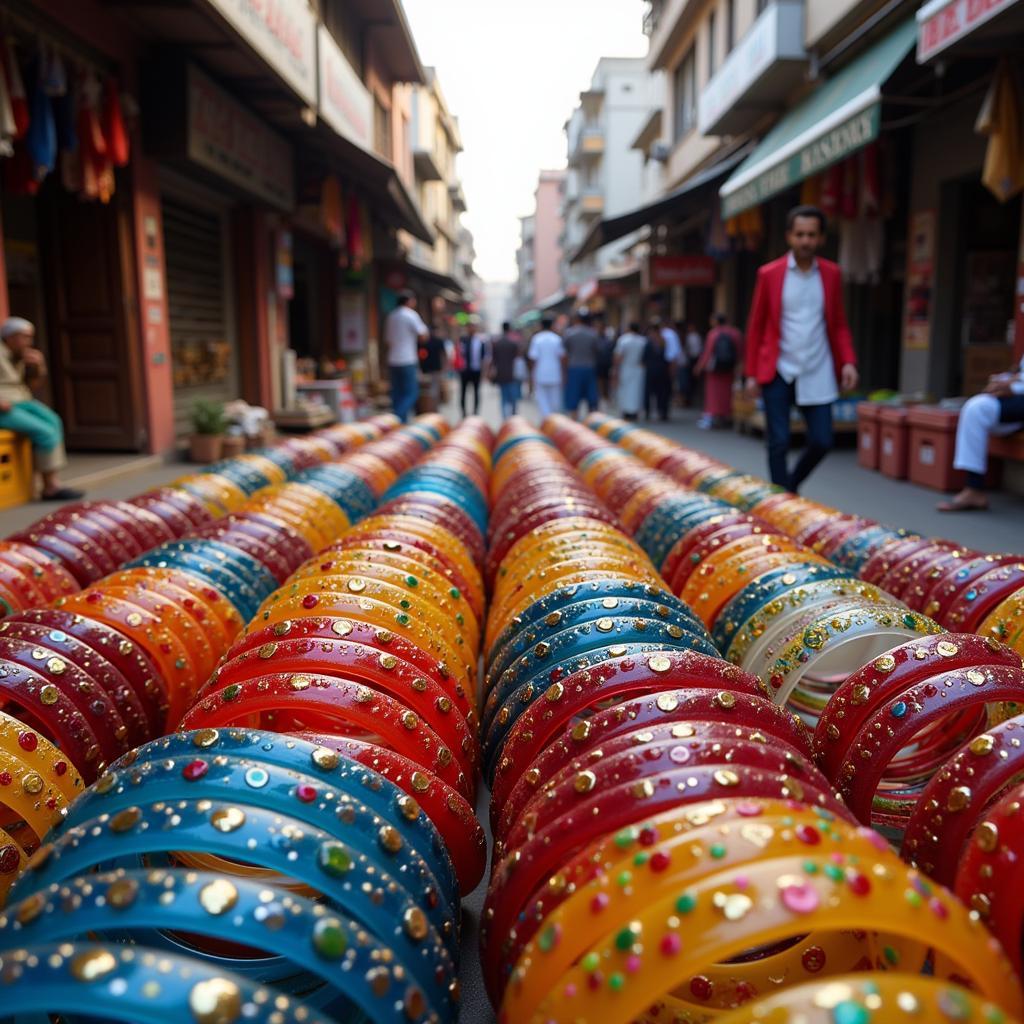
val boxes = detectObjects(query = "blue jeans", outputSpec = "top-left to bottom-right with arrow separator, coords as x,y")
498,381 -> 521,419
761,375 -> 834,492
564,366 -> 599,415
389,364 -> 419,423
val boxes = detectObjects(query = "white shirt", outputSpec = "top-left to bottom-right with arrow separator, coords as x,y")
661,326 -> 682,364
528,330 -> 565,385
778,253 -> 836,405
385,305 -> 428,367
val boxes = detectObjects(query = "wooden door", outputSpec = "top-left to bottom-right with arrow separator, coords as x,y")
40,180 -> 145,451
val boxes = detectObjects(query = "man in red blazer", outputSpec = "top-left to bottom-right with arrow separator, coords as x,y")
744,206 -> 858,492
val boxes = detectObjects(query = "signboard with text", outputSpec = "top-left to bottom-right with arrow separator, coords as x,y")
642,255 -> 716,292
204,0 -> 316,103
317,25 -> 374,152
917,0 -> 1020,62
187,64 -> 295,210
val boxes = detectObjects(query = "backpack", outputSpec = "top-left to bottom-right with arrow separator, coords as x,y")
710,329 -> 737,373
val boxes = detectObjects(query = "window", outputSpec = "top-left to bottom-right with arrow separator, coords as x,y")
726,0 -> 736,51
708,10 -> 717,75
673,46 -> 697,141
374,97 -> 392,162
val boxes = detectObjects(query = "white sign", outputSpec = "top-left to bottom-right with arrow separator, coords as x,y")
339,291 -> 367,354
187,64 -> 295,210
317,25 -> 374,152
917,0 -> 1021,62
204,0 -> 317,103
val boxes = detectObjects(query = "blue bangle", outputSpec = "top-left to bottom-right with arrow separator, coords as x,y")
203,461 -> 274,494
711,562 -> 856,654
486,593 -> 710,690
634,498 -> 732,570
0,870 -> 441,1023
252,445 -> 298,476
57,751 -> 456,935
104,729 -> 459,905
0,941 -> 338,1024
295,466 -> 377,523
12,798 -> 458,1010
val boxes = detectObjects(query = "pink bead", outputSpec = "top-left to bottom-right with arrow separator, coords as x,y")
660,933 -> 682,956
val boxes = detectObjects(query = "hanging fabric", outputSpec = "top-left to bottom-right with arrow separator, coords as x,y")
975,59 -> 1024,203
24,56 -> 56,180
41,43 -> 67,98
0,46 -> 15,156
3,37 -> 28,138
103,78 -> 128,167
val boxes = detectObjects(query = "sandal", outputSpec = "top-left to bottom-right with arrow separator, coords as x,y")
936,497 -> 989,513
40,487 -> 85,502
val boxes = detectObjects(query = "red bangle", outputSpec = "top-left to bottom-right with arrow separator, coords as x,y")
953,780 -> 1024,976
297,731 -> 486,895
942,563 -> 1024,632
497,729 -> 828,856
490,682 -> 812,825
0,560 -> 50,610
903,714 -> 1024,885
662,518 -> 765,595
33,507 -> 138,565
0,660 -> 103,776
813,633 -> 1021,780
0,543 -> 78,603
918,554 -> 1019,622
838,662 -> 1024,827
8,609 -> 169,728
481,763 -> 848,990
209,637 -> 478,774
181,672 -> 473,800
488,651 -> 767,786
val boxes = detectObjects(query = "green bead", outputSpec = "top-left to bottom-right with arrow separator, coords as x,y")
883,945 -> 899,965
803,861 -> 819,874
614,828 -> 637,849
608,972 -> 625,992
538,924 -> 559,952
582,952 -> 600,972
633,852 -> 648,867
614,927 -> 635,951
832,1002 -> 869,1024
318,841 -> 354,877
616,870 -> 632,888
824,864 -> 844,882
396,613 -> 410,626
904,888 -> 922,908
312,917 -> 348,959
405,575 -> 418,587
709,843 -> 726,859
676,893 -> 696,914
449,587 -> 461,599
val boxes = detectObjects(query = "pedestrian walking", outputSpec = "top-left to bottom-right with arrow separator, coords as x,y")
417,325 -> 448,412
745,205 -> 858,493
0,317 -> 83,499
644,322 -> 672,421
695,313 -> 742,429
527,315 -> 564,421
488,322 -> 524,419
937,356 -> 1024,512
384,291 -> 428,423
681,320 -> 704,407
458,328 -> 488,418
612,321 -> 646,421
594,315 -> 616,403
562,308 -> 601,418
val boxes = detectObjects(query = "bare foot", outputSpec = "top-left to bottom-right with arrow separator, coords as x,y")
937,488 -> 989,512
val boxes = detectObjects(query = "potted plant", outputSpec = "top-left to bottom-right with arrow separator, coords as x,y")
189,400 -> 226,463
221,428 -> 246,458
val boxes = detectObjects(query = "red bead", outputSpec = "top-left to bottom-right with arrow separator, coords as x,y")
320,562 -> 334,571
182,759 -> 208,781
590,893 -> 609,914
649,850 -> 671,873
802,945 -> 826,973
587,971 -> 603,991
302,595 -> 319,609
660,933 -> 682,956
296,784 -> 317,803
847,871 -> 871,897
638,826 -> 658,847
690,976 -> 713,1000
17,732 -> 37,752
45,797 -> 56,810
735,981 -> 757,1003
0,845 -> 19,873
0,772 -> 11,787
86,591 -> 102,604
54,760 -> 68,776
795,824 -> 820,845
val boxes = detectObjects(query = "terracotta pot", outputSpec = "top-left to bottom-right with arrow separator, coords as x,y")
221,435 -> 246,458
189,434 -> 223,464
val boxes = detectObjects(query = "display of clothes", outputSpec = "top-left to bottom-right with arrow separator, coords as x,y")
0,31 -> 131,202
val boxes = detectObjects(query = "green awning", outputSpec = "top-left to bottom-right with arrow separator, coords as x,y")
719,18 -> 917,218
514,309 -> 542,328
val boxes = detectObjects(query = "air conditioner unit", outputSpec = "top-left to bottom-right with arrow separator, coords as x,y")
650,142 -> 671,163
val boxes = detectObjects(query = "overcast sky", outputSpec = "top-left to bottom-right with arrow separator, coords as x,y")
402,0 -> 648,283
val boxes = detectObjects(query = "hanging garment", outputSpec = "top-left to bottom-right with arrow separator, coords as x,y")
53,80 -> 77,152
975,59 -> 1024,203
0,46 -> 15,156
839,156 -> 859,220
41,45 -> 66,97
860,142 -> 881,217
819,162 -> 843,218
321,175 -> 344,246
24,59 -> 56,180
77,71 -> 107,198
4,143 -> 38,195
3,38 -> 28,138
103,78 -> 129,166
838,217 -> 884,285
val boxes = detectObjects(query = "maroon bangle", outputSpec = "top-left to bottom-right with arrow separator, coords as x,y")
813,633 -> 1021,781
918,554 -> 1019,622
489,679 -> 810,825
0,560 -> 49,610
860,537 -> 939,586
838,662 -> 1024,826
0,545 -> 77,604
662,516 -> 765,595
940,562 -> 1024,632
181,672 -> 473,800
881,543 -> 968,607
13,531 -> 106,588
904,714 -> 1024,885
27,508 -> 136,566
136,486 -> 215,528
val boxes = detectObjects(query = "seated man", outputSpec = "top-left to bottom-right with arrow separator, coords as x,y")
0,317 -> 82,501
938,356 -> 1024,512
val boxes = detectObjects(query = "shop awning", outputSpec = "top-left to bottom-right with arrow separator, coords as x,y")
571,144 -> 754,263
719,18 -> 917,218
401,259 -> 465,297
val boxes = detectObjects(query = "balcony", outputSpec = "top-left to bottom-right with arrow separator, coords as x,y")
698,0 -> 808,137
449,182 -> 467,212
579,189 -> 605,218
569,127 -> 605,166
413,146 -> 443,182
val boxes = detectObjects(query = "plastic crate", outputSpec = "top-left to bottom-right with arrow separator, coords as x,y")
0,430 -> 33,510
856,402 -> 881,471
877,406 -> 910,480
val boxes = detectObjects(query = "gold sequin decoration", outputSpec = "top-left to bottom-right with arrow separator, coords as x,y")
188,977 -> 242,1024
199,879 -> 239,915
70,949 -> 117,982
210,807 -> 246,833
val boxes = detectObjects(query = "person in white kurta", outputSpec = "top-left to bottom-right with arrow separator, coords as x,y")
938,357 -> 1024,512
613,324 -> 646,420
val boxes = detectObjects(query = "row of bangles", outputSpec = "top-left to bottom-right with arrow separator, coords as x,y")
0,411 -> 497,1022
469,410 -> 1023,1023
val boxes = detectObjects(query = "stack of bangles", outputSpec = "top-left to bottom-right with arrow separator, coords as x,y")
0,415 -> 488,1022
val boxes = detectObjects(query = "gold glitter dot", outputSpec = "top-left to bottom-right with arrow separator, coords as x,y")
367,966 -> 391,996
311,747 -> 339,770
781,574 -> 797,586
401,712 -> 418,730
257,643 -> 277,660
39,684 -> 59,706
545,682 -> 564,702
714,769 -> 740,787
609,645 -> 628,657
290,675 -> 312,691
655,693 -> 678,712
22,772 -> 43,795
125,613 -> 143,628
534,642 -> 551,658
46,657 -> 66,676
411,772 -> 430,793
210,807 -> 246,833
379,654 -> 398,671
937,641 -> 959,657
188,977 -> 241,1024
574,770 -> 597,794
106,877 -> 139,909
648,655 -> 672,673
16,891 -> 46,924
110,807 -> 141,833
666,624 -> 684,639
632,779 -> 654,799
966,669 -> 986,686
896,992 -> 920,1013
332,619 -> 353,637
403,906 -> 428,941
713,891 -> 753,921
970,734 -> 995,756
571,721 -> 592,743
596,617 -> 614,633
193,729 -> 219,749
671,724 -> 695,738
874,654 -> 896,673
545,611 -> 563,626
272,620 -> 292,637
715,691 -> 736,709
199,879 -> 238,915
850,684 -> 870,705
397,795 -> 420,821
70,949 -> 117,982
947,786 -> 972,812
379,825 -> 404,853
972,892 -> 992,916
347,578 -> 366,593
602,598 -> 619,609
976,821 -> 999,853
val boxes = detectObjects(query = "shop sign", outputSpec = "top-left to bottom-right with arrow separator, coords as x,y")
187,64 -> 295,210
721,104 -> 879,219
642,255 -> 716,292
903,209 -> 936,351
204,0 -> 316,103
917,0 -> 1020,62
317,25 -> 374,152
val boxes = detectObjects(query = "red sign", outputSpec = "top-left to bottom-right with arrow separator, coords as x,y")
643,255 -> 716,292
917,0 -> 1019,62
